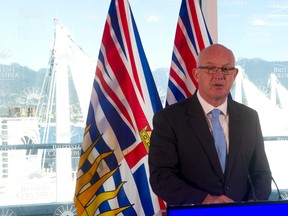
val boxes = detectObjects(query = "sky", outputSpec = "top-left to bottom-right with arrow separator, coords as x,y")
1,0 -> 288,72
0,0 -> 181,71
1,0 -> 288,191
218,0 -> 288,62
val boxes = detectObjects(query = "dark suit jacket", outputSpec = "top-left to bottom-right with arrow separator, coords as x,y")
148,94 -> 271,205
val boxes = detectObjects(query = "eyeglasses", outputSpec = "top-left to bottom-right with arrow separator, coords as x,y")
197,66 -> 236,75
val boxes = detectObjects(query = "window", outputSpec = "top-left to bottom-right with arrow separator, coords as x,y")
217,0 -> 288,199
1,1 -> 287,215
0,1 -> 181,215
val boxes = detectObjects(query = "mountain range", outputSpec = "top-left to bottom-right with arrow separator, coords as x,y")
152,58 -> 288,99
0,58 -> 288,117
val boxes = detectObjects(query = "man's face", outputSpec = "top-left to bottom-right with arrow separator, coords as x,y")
193,46 -> 238,106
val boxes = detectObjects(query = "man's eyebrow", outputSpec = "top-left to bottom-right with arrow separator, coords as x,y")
204,61 -> 233,67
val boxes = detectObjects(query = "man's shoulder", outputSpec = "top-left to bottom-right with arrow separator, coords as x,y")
229,99 -> 258,115
160,97 -> 194,113
153,99 -> 192,122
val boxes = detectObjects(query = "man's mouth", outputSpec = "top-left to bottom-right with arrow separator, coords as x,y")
214,83 -> 224,87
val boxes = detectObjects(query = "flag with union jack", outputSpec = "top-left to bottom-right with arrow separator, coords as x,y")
73,0 -> 165,215
166,0 -> 213,106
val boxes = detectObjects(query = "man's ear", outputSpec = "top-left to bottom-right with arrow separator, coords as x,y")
234,68 -> 239,78
192,68 -> 199,82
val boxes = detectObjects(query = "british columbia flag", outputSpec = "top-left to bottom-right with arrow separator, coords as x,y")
73,0 -> 165,215
166,0 -> 213,106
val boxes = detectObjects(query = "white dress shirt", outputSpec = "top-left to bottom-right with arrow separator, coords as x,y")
196,91 -> 230,153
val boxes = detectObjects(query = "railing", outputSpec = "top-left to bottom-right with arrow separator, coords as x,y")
0,143 -> 80,216
0,137 -> 288,215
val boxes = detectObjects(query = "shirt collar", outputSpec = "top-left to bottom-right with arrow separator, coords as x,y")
196,91 -> 228,116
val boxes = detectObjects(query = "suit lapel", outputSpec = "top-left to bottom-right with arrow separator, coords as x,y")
225,101 -> 242,179
186,95 -> 225,179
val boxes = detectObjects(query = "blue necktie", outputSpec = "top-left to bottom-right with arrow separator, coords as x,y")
211,109 -> 227,173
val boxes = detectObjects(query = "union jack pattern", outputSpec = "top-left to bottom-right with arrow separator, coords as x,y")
166,0 -> 213,106
73,0 -> 164,215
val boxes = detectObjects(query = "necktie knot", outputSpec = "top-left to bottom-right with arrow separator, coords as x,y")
211,108 -> 221,118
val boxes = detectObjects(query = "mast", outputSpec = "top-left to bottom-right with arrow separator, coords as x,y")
38,19 -> 96,201
41,19 -> 73,202
54,20 -> 72,202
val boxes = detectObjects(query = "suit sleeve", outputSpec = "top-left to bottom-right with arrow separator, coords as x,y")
248,111 -> 272,200
148,110 -> 208,205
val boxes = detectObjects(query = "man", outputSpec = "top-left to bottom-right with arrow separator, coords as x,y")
148,44 -> 271,205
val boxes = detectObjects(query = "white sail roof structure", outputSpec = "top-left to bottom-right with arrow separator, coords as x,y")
39,22 -> 96,202
268,73 -> 288,113
233,66 -> 288,136
40,22 -> 96,142
53,24 -> 96,120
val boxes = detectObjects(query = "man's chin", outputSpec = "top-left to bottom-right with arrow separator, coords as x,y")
213,91 -> 228,100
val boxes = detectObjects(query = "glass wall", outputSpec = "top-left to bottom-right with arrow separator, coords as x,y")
218,0 -> 288,199
1,0 -> 288,215
0,1 -> 180,215
0,1 -> 104,215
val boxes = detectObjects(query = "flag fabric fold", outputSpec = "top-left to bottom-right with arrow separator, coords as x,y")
166,0 -> 213,106
74,0 -> 165,215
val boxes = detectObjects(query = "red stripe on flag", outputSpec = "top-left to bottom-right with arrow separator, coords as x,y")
125,142 -> 147,169
173,24 -> 198,87
188,0 -> 205,50
95,65 -> 133,127
118,1 -> 144,99
102,17 -> 148,131
97,24 -> 134,128
170,68 -> 191,97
